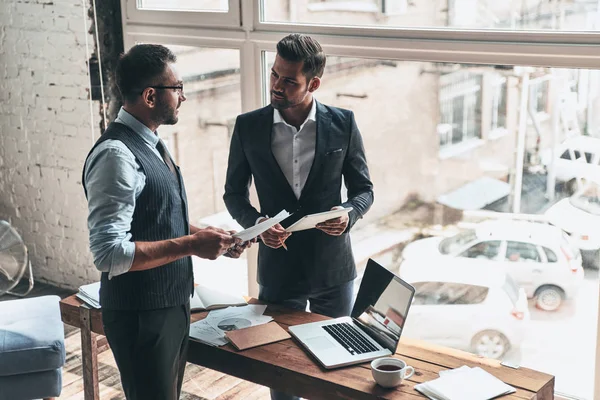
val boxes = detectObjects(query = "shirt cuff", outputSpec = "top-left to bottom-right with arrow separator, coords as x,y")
255,215 -> 267,225
107,240 -> 136,280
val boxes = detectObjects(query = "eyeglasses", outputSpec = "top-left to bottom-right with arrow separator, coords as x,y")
140,85 -> 184,96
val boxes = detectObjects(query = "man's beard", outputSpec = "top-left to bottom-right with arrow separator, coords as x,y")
270,90 -> 308,110
155,98 -> 179,125
270,92 -> 291,110
162,111 -> 178,125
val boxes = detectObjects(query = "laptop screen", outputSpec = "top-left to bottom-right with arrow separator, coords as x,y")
351,259 -> 415,353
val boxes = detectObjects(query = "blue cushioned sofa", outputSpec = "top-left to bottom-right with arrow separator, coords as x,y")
0,295 -> 66,400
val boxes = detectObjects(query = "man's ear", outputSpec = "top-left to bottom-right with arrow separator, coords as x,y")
308,77 -> 321,93
141,87 -> 157,108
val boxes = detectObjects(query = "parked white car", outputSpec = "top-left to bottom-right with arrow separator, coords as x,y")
401,220 -> 583,311
545,182 -> 600,267
541,136 -> 600,192
400,267 -> 529,359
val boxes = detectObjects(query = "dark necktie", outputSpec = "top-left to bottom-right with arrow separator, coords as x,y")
156,139 -> 177,176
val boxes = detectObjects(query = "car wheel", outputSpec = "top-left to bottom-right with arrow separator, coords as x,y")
534,285 -> 564,311
471,330 -> 510,359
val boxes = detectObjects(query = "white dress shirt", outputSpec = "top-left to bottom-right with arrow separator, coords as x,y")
271,99 -> 317,199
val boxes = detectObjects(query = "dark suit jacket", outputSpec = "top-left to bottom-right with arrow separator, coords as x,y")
223,101 -> 374,291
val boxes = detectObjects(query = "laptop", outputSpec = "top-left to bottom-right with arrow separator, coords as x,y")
289,259 -> 415,369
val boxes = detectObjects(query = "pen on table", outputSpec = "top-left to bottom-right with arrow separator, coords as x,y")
279,237 -> 288,251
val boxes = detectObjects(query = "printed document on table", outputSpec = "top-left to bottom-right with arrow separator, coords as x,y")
189,304 -> 273,347
189,320 -> 229,346
233,210 -> 290,242
204,304 -> 273,335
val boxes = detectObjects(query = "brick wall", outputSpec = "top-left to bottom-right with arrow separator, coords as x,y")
0,0 -> 99,289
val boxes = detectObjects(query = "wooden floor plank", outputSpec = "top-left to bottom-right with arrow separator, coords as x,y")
57,329 -> 270,400
215,379 -> 271,400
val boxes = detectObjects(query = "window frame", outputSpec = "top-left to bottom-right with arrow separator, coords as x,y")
505,240 -> 543,263
489,74 -> 508,137
459,240 -> 502,261
123,0 -> 240,28
119,2 -> 600,396
541,245 -> 557,263
438,70 -> 483,150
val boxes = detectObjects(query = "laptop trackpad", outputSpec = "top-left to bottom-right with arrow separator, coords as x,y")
306,336 -> 335,351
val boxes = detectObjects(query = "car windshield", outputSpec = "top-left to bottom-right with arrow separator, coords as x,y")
439,230 -> 477,255
570,182 -> 600,215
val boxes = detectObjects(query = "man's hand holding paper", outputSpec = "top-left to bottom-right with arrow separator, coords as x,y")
315,206 -> 349,236
189,227 -> 240,260
224,230 -> 253,258
258,218 -> 291,250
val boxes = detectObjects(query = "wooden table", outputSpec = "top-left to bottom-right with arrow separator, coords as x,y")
60,295 -> 554,400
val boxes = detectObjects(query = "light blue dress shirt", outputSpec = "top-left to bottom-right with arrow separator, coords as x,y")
84,108 -> 166,279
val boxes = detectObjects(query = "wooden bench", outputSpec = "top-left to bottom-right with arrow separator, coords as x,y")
59,295 -> 554,399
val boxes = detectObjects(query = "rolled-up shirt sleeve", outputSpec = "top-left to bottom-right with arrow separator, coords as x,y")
84,142 -> 143,279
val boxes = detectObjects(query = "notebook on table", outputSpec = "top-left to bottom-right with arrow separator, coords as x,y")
190,285 -> 246,311
414,366 -> 516,400
225,322 -> 291,350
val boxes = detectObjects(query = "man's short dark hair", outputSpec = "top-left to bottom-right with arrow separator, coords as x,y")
115,44 -> 177,104
276,34 -> 326,80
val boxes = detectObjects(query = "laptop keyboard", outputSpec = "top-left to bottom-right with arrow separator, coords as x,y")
322,322 -> 379,355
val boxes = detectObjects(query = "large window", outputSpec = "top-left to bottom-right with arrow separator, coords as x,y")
155,45 -> 241,225
530,75 -> 551,115
137,0 -> 228,11
490,75 -> 508,134
439,70 -> 483,150
122,1 -> 600,398
261,0 -> 600,31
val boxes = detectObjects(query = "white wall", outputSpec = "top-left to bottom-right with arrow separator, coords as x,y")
0,0 -> 99,289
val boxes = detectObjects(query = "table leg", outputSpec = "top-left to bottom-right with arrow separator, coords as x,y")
80,306 -> 100,400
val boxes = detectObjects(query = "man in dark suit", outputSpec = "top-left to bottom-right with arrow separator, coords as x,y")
223,33 -> 373,400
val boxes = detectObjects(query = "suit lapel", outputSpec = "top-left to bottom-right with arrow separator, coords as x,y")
259,106 -> 298,202
300,101 -> 331,201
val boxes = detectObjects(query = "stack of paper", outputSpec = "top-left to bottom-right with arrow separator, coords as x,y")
189,304 -> 273,347
414,366 -> 515,400
76,281 -> 101,309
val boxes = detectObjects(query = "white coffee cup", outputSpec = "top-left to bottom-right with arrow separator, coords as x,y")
370,357 -> 415,388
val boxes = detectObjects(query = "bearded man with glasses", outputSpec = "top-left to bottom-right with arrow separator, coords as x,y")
82,44 -> 250,400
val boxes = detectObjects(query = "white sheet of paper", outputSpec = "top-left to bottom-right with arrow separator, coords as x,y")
285,207 -> 353,233
77,281 -> 101,309
189,320 -> 229,346
233,210 -> 290,242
